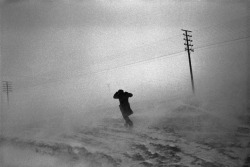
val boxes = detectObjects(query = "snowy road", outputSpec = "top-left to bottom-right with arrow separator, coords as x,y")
0,104 -> 249,167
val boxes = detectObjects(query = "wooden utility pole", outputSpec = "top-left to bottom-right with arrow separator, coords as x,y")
182,29 -> 195,94
2,81 -> 12,106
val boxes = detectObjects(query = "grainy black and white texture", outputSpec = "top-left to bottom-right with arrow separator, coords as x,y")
0,0 -> 250,166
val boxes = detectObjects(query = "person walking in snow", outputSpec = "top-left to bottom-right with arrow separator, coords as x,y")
113,89 -> 134,127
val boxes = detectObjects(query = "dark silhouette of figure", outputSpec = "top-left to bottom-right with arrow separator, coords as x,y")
113,89 -> 134,127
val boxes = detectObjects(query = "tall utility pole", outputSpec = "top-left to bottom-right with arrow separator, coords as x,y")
2,81 -> 12,106
182,29 -> 195,94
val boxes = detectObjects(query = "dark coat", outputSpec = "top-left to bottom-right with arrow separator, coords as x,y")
113,91 -> 133,116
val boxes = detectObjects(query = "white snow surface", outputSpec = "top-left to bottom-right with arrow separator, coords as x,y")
0,99 -> 250,167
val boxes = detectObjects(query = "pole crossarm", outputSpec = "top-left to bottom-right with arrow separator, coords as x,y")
2,81 -> 12,91
181,29 -> 192,32
183,38 -> 193,42
2,81 -> 13,105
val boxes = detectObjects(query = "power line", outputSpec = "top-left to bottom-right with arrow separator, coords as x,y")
72,36 -> 250,80
16,51 -> 186,90
16,35 -> 249,90
193,36 -> 250,51
10,16 -> 249,82
6,17 -> 250,89
97,16 -> 250,65
92,33 -> 183,64
11,35 -> 250,90
90,16 -> 250,65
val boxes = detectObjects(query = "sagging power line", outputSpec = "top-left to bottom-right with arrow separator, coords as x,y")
14,36 -> 250,90
182,29 -> 195,94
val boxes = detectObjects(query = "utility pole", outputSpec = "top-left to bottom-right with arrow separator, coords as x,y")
2,81 -> 12,106
182,29 -> 195,94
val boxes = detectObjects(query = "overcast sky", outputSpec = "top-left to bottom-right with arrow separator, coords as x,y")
1,0 -> 248,81
0,0 -> 249,114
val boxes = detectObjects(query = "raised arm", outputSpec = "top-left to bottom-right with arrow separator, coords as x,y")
113,91 -> 120,99
125,92 -> 133,98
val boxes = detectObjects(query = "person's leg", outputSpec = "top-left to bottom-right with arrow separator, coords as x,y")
123,115 -> 133,127
127,116 -> 133,127
122,114 -> 128,125
120,105 -> 133,127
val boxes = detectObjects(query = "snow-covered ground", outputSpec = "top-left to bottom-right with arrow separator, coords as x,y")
0,100 -> 250,167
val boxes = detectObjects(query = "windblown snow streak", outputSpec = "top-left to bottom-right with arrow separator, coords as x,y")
1,102 -> 249,167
